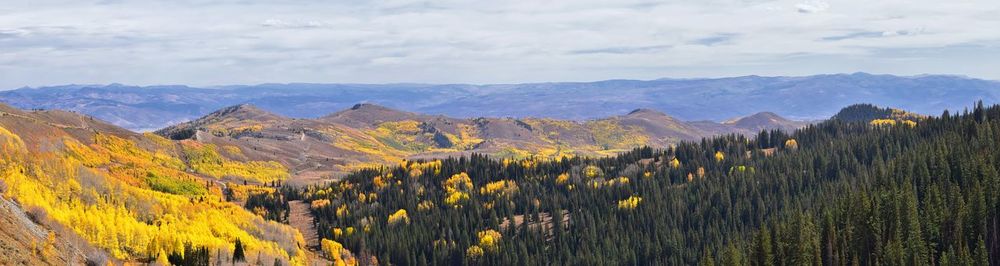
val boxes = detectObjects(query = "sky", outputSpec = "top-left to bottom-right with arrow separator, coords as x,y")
1,0 -> 999,89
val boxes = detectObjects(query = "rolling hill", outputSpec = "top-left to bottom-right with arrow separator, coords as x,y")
156,103 -> 806,184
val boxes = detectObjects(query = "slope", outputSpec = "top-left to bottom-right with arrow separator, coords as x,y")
295,102 -> 996,265
0,103 -> 314,265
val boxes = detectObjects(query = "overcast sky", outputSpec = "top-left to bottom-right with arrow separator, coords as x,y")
1,0 -> 999,89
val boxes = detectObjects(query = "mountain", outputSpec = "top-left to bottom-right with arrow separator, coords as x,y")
0,103 -> 315,264
2,73 -> 997,131
156,103 -> 806,183
723,112 -> 810,133
320,103 -> 434,128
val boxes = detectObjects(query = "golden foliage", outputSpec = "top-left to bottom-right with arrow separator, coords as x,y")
669,158 -> 681,169
588,180 -> 602,189
372,175 -> 388,189
479,180 -> 517,196
333,228 -> 343,239
408,160 -> 442,177
871,118 -> 918,128
465,245 -> 484,260
0,126 -> 25,156
617,196 -> 642,210
606,176 -> 630,186
417,200 -> 435,211
0,131 -> 308,263
444,192 -> 470,208
181,142 -> 287,183
555,173 -> 570,185
785,139 -> 799,150
443,172 -> 473,208
477,229 -> 502,251
714,151 -> 725,162
63,138 -> 110,167
311,199 -> 331,210
387,209 -> 410,225
870,119 -> 897,127
583,165 -> 602,179
336,204 -> 349,218
321,238 -> 357,266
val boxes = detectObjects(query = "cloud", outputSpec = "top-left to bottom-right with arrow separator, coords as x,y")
0,29 -> 30,39
260,19 -> 327,29
692,33 -> 737,46
822,31 -> 885,41
0,0 -> 999,89
796,1 -> 830,13
570,45 -> 671,55
822,29 -> 924,41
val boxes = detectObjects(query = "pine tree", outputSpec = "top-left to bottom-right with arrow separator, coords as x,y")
233,238 -> 246,263
753,227 -> 773,266
974,237 -> 989,266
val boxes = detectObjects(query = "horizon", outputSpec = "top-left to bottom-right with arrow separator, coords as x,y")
4,71 -> 996,91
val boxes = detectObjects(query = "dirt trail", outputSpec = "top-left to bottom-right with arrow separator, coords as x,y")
288,200 -> 334,265
0,111 -> 89,130
288,200 -> 320,249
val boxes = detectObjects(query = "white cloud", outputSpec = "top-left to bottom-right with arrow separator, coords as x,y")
260,18 -> 328,28
795,1 -> 830,13
0,0 -> 999,89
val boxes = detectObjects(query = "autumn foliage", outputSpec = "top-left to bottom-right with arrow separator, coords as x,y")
0,124 -> 307,264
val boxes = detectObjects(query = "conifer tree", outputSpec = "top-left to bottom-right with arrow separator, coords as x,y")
232,238 -> 245,263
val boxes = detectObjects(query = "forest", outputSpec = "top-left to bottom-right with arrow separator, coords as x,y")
249,103 -> 1000,265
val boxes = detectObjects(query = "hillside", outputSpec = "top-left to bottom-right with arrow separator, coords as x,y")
2,73 -> 997,131
0,103 -> 316,265
831,103 -> 929,122
156,103 -> 807,184
285,102 -> 997,265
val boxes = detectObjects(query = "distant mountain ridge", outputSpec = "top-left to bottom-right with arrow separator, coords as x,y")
1,73 -> 997,131
155,103 -> 807,182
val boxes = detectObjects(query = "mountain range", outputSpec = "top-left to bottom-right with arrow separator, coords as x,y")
1,73 -> 996,131
154,103 -> 806,184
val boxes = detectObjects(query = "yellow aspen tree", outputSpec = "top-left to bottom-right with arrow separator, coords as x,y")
785,139 -> 799,150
